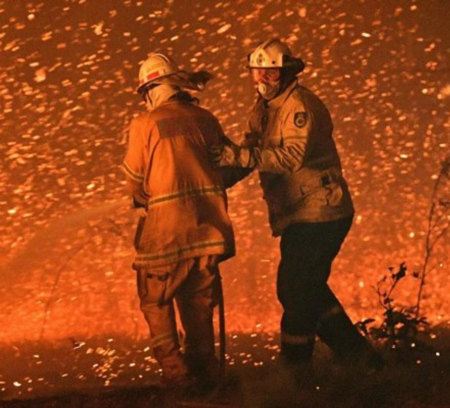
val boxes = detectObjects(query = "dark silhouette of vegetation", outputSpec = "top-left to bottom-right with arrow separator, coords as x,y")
358,156 -> 450,354
358,263 -> 428,353
415,155 -> 450,318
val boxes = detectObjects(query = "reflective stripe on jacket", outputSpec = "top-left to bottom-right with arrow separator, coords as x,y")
123,100 -> 235,267
248,81 -> 354,236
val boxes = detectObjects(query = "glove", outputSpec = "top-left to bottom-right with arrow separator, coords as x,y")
131,190 -> 148,210
209,141 -> 255,168
243,131 -> 261,148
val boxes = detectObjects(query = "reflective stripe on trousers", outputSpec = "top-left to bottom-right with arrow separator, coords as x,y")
277,216 -> 366,362
281,332 -> 315,345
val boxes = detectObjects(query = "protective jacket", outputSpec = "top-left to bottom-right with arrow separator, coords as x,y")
247,80 -> 354,236
122,99 -> 235,267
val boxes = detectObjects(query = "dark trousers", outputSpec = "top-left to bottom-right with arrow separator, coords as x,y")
277,216 -> 368,363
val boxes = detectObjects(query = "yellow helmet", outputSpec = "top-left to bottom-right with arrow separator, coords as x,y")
137,53 -> 180,95
248,38 -> 305,71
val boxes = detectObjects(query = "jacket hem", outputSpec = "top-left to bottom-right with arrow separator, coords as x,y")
133,242 -> 235,268
271,209 -> 355,237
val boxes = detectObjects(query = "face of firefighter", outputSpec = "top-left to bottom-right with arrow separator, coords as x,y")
144,83 -> 179,112
250,68 -> 281,100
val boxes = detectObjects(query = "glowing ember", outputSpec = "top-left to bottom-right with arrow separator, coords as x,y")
0,1 -> 449,400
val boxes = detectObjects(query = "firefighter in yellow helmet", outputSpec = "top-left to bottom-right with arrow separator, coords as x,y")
122,53 -> 246,390
210,39 -> 382,375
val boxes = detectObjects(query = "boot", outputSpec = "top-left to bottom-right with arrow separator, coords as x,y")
185,353 -> 224,397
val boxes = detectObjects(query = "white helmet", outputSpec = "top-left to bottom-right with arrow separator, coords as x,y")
248,38 -> 305,71
137,53 -> 180,95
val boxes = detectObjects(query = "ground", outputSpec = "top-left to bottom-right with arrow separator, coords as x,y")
1,329 -> 449,408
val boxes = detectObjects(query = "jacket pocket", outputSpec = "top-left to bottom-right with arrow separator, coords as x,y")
325,183 -> 344,207
136,267 -> 172,308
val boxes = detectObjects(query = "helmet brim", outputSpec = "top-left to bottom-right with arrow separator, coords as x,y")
136,72 -> 185,96
246,58 -> 305,73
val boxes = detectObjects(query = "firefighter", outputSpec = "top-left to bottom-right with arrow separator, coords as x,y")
210,39 -> 382,374
122,53 -> 245,390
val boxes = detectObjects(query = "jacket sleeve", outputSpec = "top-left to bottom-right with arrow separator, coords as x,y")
252,97 -> 311,174
122,117 -> 149,206
211,116 -> 253,188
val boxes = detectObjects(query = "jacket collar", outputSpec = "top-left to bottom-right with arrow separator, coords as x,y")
267,80 -> 298,109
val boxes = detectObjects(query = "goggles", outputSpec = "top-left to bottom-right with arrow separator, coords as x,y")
250,68 -> 281,83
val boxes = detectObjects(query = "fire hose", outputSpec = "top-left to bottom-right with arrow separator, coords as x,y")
217,274 -> 226,371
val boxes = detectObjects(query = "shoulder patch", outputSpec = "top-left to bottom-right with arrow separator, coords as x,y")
294,112 -> 307,128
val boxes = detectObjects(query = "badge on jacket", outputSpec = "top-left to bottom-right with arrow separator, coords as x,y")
294,112 -> 307,128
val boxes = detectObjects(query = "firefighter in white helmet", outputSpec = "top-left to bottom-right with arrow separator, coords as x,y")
122,52 -> 246,390
210,39 -> 383,376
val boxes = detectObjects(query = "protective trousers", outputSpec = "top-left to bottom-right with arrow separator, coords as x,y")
277,216 -> 370,364
137,256 -> 221,382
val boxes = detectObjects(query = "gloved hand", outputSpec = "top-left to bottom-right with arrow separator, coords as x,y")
132,195 -> 147,210
243,131 -> 261,148
209,140 -> 255,168
131,190 -> 148,210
